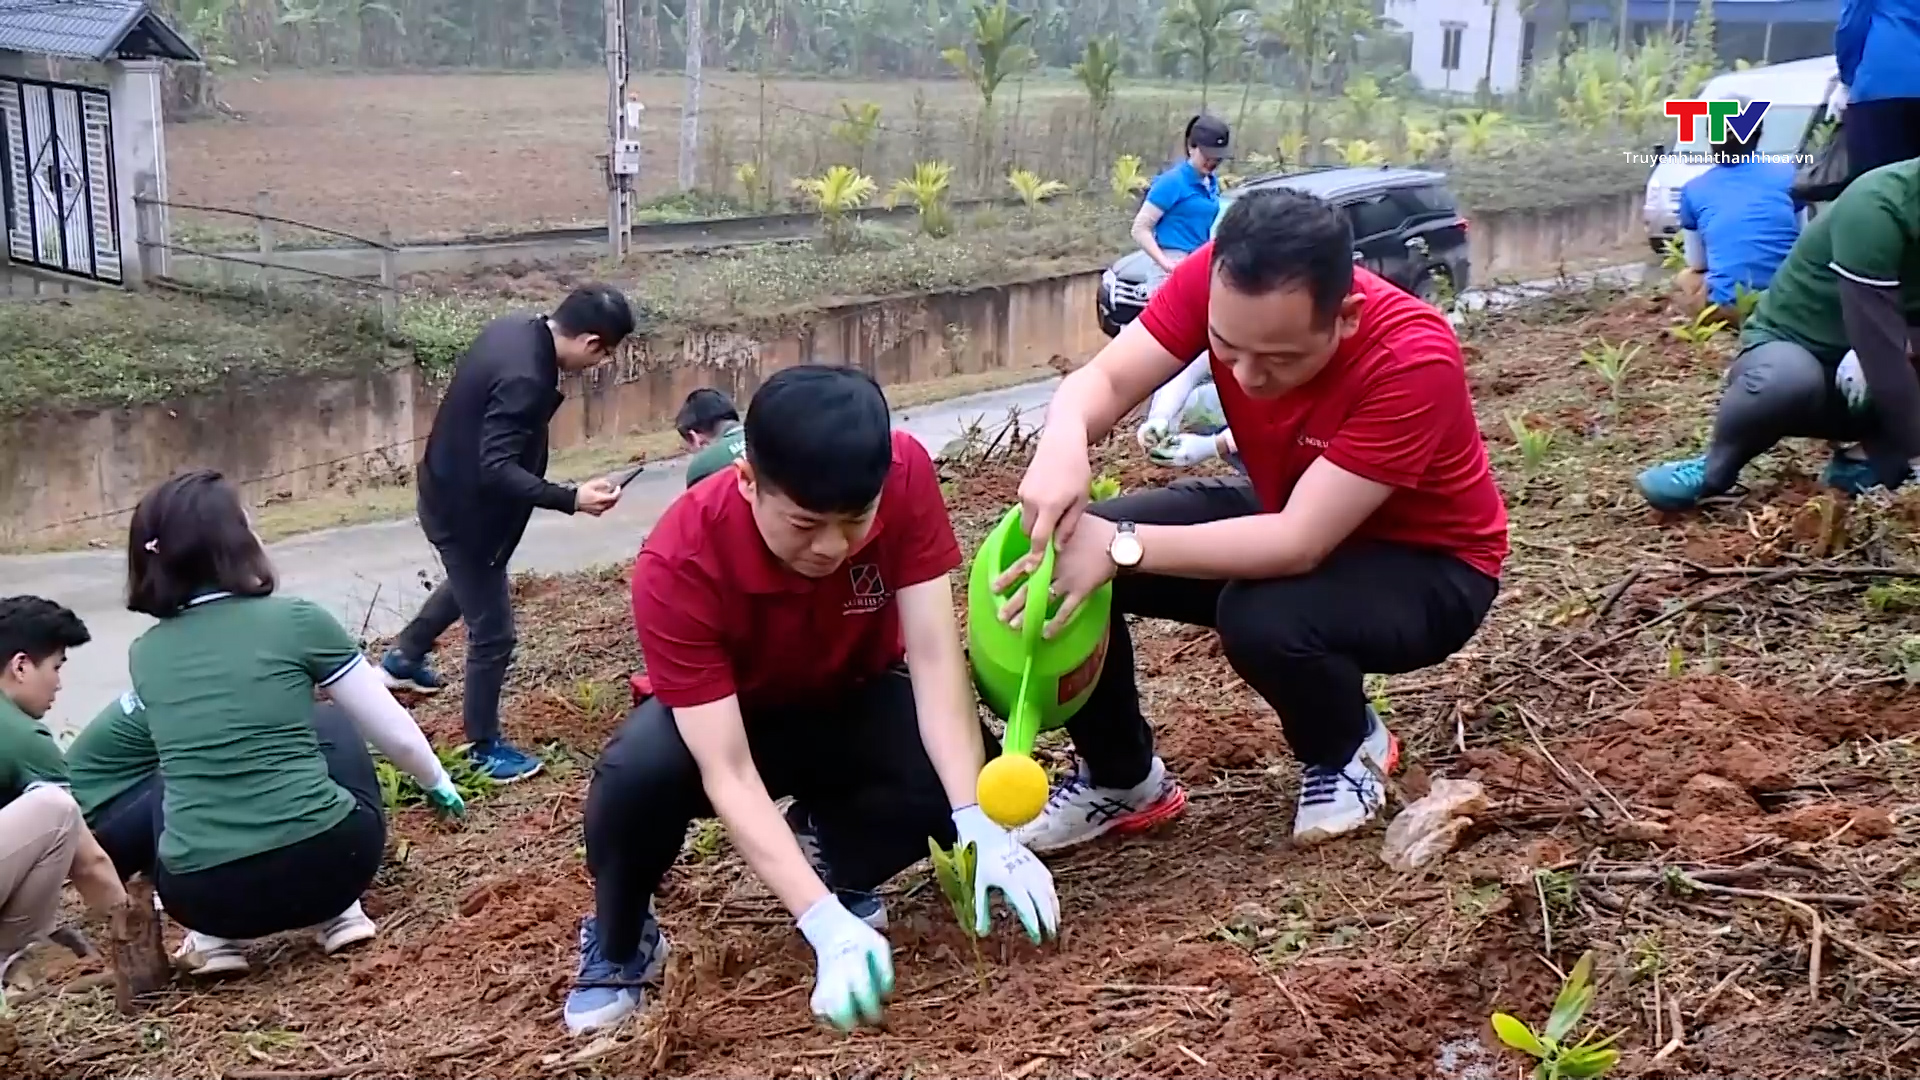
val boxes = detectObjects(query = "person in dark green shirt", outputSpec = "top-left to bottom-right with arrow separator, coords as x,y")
0,597 -> 130,966
677,388 -> 747,488
123,469 -> 465,979
1639,158 -> 1920,510
66,692 -> 162,882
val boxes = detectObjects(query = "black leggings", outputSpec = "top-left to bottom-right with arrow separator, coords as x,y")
86,772 -> 162,882
1846,98 -> 1920,180
584,668 -> 997,967
1065,477 -> 1500,784
1697,340 -> 1879,498
154,704 -> 387,940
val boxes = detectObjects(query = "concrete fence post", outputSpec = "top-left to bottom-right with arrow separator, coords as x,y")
378,225 -> 398,332
134,174 -> 166,285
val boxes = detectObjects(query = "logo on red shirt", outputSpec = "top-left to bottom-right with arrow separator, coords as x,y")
845,563 -> 888,613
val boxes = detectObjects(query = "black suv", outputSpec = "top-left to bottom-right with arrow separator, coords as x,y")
1096,166 -> 1473,337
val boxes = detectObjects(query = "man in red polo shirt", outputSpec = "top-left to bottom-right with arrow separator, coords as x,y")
565,365 -> 1059,1038
997,187 -> 1507,848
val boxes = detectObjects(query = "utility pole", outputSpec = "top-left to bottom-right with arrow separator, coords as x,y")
605,0 -> 638,261
678,0 -> 703,191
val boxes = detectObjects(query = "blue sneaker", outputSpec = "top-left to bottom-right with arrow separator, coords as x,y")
1636,456 -> 1710,511
468,740 -> 544,784
563,913 -> 670,1035
379,649 -> 444,694
782,802 -> 887,930
1822,455 -> 1882,495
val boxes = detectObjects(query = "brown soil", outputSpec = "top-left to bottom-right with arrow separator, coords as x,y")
167,71 -> 987,241
15,289 -> 1920,1078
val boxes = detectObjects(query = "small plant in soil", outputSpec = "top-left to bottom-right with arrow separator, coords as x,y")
1110,154 -> 1148,203
1660,235 -> 1686,272
1089,473 -> 1122,502
377,746 -> 494,814
1733,283 -> 1764,322
1491,951 -> 1621,1079
1007,168 -> 1068,213
1580,340 -> 1639,403
1508,414 -> 1556,472
927,837 -> 989,994
887,161 -> 956,238
1669,308 -> 1728,354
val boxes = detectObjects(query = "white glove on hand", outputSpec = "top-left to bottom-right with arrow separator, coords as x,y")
952,805 -> 1061,944
798,895 -> 894,1031
1149,432 -> 1222,467
1827,80 -> 1849,120
1135,417 -> 1171,452
1836,350 -> 1871,414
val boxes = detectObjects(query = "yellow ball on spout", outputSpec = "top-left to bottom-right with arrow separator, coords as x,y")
977,754 -> 1050,828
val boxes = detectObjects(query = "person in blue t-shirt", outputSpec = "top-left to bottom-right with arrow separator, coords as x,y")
1835,0 -> 1920,177
1132,115 -> 1230,293
1674,115 -> 1801,325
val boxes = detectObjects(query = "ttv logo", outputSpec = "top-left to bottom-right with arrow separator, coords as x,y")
849,563 -> 886,598
1665,99 -> 1770,145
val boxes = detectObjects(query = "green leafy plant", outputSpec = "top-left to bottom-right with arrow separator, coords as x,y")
928,837 -> 987,993
1402,122 -> 1445,163
1508,415 -> 1556,472
733,161 -> 767,211
829,101 -> 884,171
1732,283 -> 1763,323
1090,473 -> 1122,501
887,161 -> 956,237
1660,235 -> 1686,272
1580,340 -> 1640,400
1490,952 -> 1621,1079
1451,109 -> 1507,155
1109,154 -> 1149,203
376,746 -> 495,814
1322,137 -> 1386,166
1669,308 -> 1728,353
1008,168 -> 1068,211
792,165 -> 878,251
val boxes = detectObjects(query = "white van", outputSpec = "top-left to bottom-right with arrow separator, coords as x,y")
1641,54 -> 1837,252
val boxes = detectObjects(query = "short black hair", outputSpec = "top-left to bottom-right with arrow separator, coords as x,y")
1210,187 -> 1354,327
0,596 -> 89,669
551,283 -> 636,346
676,388 -> 740,440
744,365 -> 892,514
126,469 -> 277,619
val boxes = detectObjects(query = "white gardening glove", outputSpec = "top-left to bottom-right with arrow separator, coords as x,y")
1827,80 -> 1849,120
1135,417 -> 1172,452
1149,432 -> 1222,467
797,894 -> 894,1031
1836,350 -> 1871,414
952,805 -> 1061,944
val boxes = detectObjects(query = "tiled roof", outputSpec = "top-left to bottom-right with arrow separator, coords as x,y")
0,0 -> 200,62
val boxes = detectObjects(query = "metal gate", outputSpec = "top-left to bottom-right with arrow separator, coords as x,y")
0,76 -> 119,284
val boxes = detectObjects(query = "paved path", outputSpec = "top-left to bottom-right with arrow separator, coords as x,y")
10,261 -> 1646,736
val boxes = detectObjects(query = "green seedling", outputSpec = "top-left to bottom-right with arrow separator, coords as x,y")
1866,580 -> 1920,614
928,837 -> 987,994
376,745 -> 495,814
571,678 -> 620,724
1732,283 -> 1764,323
1490,952 -> 1621,1079
1580,341 -> 1640,401
1089,473 -> 1122,502
1659,235 -> 1686,272
1669,308 -> 1728,353
687,818 -> 726,863
1508,415 -> 1556,472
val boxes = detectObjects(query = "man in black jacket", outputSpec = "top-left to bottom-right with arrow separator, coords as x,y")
381,284 -> 636,782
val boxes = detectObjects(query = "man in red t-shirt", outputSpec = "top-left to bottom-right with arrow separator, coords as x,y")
998,187 -> 1508,849
565,365 -> 1059,1039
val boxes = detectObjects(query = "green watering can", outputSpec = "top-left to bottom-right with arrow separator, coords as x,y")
967,505 -> 1114,826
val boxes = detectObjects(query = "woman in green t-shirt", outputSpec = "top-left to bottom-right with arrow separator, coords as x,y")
123,470 -> 466,978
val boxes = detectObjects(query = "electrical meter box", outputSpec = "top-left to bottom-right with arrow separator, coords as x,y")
612,139 -> 641,176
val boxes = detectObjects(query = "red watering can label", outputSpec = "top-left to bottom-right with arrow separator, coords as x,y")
1056,625 -> 1111,705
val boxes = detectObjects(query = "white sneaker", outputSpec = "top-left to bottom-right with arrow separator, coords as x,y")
1293,712 -> 1401,844
1012,757 -> 1187,854
315,902 -> 378,955
172,932 -> 250,977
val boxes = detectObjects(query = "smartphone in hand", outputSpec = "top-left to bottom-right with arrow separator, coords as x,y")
608,462 -> 647,490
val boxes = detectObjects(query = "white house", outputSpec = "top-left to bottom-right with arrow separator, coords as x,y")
1387,0 -> 1841,97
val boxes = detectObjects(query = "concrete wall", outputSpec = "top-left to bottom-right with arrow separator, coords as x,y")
1,194 -> 1642,543
1388,0 -> 1527,95
3,271 -> 1108,543
1470,191 -> 1641,280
